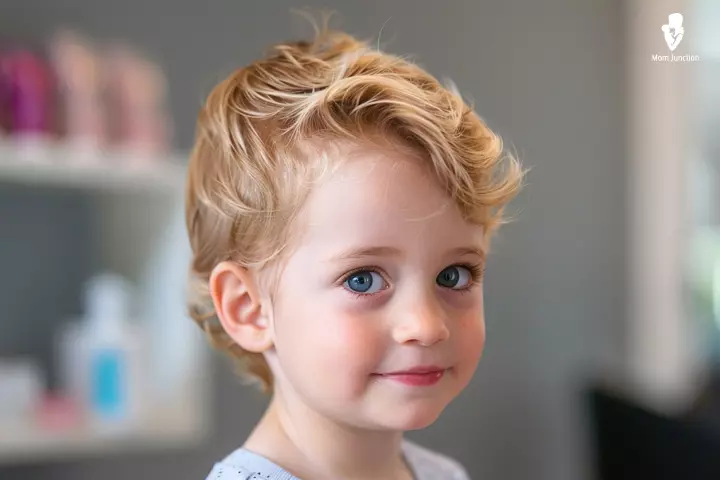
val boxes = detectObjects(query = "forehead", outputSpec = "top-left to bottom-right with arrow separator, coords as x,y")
295,143 -> 483,250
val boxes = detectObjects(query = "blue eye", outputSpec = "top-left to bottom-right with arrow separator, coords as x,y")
436,266 -> 472,289
344,271 -> 386,294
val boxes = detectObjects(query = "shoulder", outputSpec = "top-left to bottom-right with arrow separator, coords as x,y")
402,439 -> 471,480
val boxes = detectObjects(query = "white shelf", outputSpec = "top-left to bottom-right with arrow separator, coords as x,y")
0,402 -> 209,465
0,139 -> 187,193
0,137 -> 212,465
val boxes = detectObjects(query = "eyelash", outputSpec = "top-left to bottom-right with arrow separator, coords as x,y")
340,263 -> 486,299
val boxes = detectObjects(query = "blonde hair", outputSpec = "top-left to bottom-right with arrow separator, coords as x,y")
185,23 -> 524,393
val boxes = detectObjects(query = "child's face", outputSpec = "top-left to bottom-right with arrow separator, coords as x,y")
267,143 -> 486,431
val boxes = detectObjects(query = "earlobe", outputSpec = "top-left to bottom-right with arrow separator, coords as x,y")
208,261 -> 274,353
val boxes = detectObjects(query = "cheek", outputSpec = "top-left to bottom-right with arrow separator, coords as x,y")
450,291 -> 486,375
456,311 -> 486,361
325,311 -> 386,374
449,311 -> 485,393
274,293 -> 386,392
309,304 -> 385,365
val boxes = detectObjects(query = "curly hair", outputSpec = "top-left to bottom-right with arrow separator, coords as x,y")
185,21 -> 524,394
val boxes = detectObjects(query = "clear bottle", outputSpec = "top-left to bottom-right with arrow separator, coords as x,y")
82,273 -> 146,434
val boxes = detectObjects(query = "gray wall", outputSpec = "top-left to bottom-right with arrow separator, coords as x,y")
0,1 -> 627,479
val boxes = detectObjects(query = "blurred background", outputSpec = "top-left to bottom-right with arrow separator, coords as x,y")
0,0 -> 718,479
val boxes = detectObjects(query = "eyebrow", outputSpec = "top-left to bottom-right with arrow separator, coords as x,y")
327,245 -> 486,263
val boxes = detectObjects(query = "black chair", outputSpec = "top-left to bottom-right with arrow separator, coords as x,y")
587,385 -> 720,480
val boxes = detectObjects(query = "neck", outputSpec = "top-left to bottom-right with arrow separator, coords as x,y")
244,390 -> 411,480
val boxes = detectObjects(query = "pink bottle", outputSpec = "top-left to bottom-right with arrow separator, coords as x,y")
0,50 -> 11,137
50,30 -> 106,158
6,49 -> 55,145
104,46 -> 171,162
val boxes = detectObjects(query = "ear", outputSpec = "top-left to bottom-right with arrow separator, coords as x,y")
209,261 -> 274,353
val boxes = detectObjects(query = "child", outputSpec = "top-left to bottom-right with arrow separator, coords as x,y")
185,21 -> 523,480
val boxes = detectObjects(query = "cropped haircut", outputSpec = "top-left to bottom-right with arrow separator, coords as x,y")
185,23 -> 524,393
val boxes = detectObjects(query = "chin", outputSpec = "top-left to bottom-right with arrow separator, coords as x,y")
381,401 -> 446,431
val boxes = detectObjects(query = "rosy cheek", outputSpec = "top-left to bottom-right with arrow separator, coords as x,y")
326,312 -> 384,362
309,311 -> 382,396
456,312 -> 485,363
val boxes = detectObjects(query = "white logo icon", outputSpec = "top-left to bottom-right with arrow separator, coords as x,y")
661,13 -> 684,51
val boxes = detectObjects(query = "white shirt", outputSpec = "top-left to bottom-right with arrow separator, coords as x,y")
205,439 -> 471,480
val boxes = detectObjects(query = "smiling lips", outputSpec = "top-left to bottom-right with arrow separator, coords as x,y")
375,366 -> 449,386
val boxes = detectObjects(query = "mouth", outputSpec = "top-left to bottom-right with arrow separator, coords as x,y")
373,366 -> 450,387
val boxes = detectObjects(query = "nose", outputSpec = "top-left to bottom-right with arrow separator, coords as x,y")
392,297 -> 450,346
